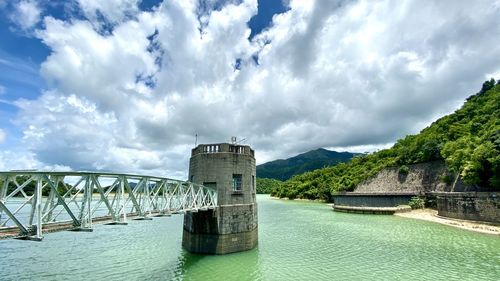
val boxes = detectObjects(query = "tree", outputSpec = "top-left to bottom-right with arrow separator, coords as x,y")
479,78 -> 496,94
256,178 -> 282,194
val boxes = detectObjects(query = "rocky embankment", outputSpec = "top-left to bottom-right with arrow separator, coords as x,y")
353,161 -> 475,193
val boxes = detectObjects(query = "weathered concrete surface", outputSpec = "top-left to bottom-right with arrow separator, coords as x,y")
354,161 -> 451,193
182,199 -> 258,256
182,226 -> 258,254
332,193 -> 417,207
189,144 -> 256,206
435,192 -> 499,223
182,143 -> 258,254
182,204 -> 258,235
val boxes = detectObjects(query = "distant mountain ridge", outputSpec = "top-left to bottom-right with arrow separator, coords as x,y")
257,148 -> 358,181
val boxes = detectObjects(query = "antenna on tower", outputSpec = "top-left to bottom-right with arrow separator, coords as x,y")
236,138 -> 247,144
230,136 -> 247,145
195,133 -> 198,146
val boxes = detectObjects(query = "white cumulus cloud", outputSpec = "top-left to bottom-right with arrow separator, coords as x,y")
10,0 -> 41,30
76,0 -> 141,25
8,0 -> 500,178
0,149 -> 71,171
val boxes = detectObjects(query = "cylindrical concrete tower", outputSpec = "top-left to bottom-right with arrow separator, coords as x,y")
182,143 -> 258,254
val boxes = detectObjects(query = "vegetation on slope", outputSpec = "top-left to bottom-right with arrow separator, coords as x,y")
271,79 -> 500,200
257,148 -> 357,181
256,178 -> 282,194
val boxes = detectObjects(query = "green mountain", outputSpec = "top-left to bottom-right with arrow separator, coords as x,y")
271,79 -> 500,200
257,148 -> 358,181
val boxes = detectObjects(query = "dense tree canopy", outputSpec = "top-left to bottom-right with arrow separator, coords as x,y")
256,178 -> 283,194
272,80 -> 500,200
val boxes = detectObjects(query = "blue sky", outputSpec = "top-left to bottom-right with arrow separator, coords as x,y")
0,0 -> 499,178
0,0 -> 286,150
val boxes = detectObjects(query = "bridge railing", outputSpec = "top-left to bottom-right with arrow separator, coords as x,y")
0,171 -> 217,240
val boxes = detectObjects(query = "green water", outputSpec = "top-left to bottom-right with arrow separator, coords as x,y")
0,195 -> 498,280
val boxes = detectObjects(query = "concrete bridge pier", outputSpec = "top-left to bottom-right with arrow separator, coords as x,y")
182,143 -> 258,254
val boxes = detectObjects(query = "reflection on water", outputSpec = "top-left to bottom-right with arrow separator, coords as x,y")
0,195 -> 498,281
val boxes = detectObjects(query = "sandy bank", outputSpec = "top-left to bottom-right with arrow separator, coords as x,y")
395,208 -> 499,235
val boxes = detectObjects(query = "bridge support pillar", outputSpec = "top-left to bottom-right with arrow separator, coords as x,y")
182,143 -> 258,255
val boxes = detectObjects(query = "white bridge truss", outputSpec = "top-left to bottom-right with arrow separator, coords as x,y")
0,171 -> 217,240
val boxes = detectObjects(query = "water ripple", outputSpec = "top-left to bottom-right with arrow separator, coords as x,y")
0,195 -> 498,280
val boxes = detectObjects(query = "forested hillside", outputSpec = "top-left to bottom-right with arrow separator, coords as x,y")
257,148 -> 357,181
271,79 -> 500,200
256,178 -> 282,194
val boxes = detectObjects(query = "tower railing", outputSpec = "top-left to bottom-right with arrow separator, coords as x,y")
0,171 -> 217,240
192,143 -> 255,157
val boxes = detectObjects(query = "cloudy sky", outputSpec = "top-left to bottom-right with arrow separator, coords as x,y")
0,0 -> 499,179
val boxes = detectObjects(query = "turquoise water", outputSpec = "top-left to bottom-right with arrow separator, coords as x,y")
0,195 -> 498,280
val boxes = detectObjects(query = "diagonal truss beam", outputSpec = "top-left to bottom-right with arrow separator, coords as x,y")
0,171 -> 217,241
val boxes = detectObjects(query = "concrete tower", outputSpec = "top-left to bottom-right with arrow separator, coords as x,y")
182,143 -> 258,254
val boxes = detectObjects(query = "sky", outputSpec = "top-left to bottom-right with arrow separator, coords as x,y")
0,0 -> 499,179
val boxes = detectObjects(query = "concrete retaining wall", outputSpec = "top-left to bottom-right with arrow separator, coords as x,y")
331,193 -> 417,207
435,192 -> 499,223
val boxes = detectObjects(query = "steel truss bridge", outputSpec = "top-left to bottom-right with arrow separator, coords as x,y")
0,171 -> 217,241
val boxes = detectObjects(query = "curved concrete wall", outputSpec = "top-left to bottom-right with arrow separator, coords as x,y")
332,193 -> 416,207
189,143 -> 256,205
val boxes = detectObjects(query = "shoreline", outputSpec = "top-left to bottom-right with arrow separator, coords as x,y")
263,195 -> 499,235
395,208 -> 500,235
267,195 -> 327,203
